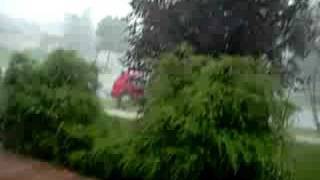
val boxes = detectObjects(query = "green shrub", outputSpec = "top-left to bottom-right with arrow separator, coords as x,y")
0,50 -> 102,161
54,123 -> 93,164
0,53 -> 39,153
0,48 -> 295,180
66,114 -> 136,179
0,50 -> 135,179
122,49 -> 294,180
40,49 -> 98,91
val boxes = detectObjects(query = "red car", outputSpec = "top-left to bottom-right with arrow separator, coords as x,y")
111,69 -> 144,108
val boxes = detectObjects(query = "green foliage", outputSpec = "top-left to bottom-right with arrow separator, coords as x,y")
291,142 -> 320,180
0,49 -> 298,180
0,50 -> 102,160
122,50 -> 293,180
41,49 -> 98,92
126,0 -> 311,87
0,50 -> 136,179
65,114 -> 136,179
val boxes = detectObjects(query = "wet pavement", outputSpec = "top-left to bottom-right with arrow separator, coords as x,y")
0,150 -> 94,180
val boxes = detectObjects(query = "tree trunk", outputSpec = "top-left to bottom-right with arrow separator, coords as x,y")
93,52 -> 99,95
307,67 -> 320,132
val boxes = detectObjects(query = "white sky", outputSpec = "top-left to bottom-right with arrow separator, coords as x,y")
0,0 -> 132,24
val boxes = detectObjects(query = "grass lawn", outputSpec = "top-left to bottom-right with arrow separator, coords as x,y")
291,142 -> 320,180
290,128 -> 320,138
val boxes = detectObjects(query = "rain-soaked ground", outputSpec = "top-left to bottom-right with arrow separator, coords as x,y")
0,148 -> 94,180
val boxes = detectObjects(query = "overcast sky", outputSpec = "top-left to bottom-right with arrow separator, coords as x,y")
0,0 -> 132,24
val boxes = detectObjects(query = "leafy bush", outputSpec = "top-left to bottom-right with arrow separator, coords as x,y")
0,50 -> 136,179
0,50 -> 102,161
122,49 -> 294,180
0,53 -> 39,152
66,114 -> 136,179
0,48 -> 295,180
40,49 -> 98,92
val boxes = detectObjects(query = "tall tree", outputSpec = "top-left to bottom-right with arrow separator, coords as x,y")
63,9 -> 96,60
96,16 -> 129,53
125,0 -> 311,84
301,1 -> 320,132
